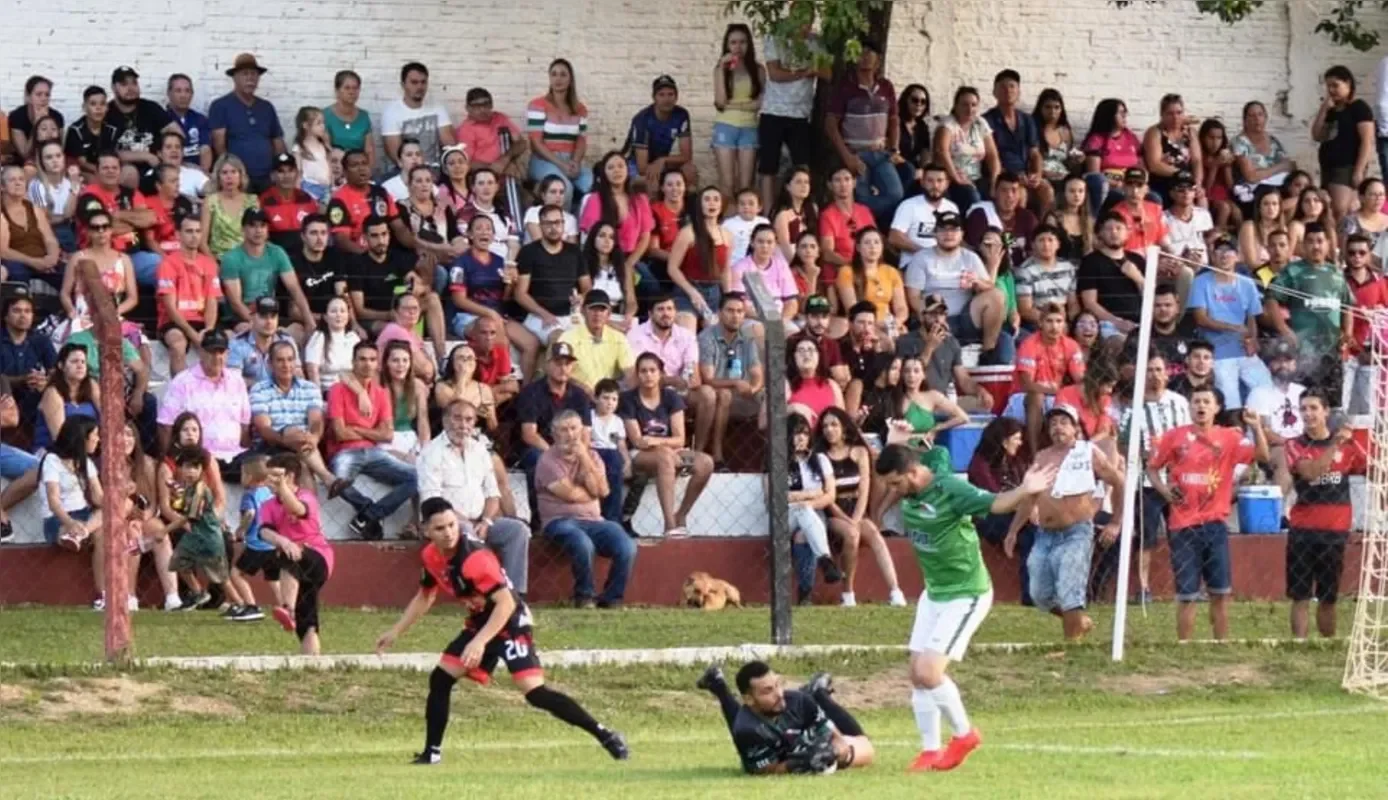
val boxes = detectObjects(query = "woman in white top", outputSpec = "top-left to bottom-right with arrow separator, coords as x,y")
27,141 -> 79,245
785,413 -> 841,596
291,107 -> 333,205
583,221 -> 633,332
303,296 -> 360,390
41,416 -> 123,610
522,176 -> 579,244
933,86 -> 999,211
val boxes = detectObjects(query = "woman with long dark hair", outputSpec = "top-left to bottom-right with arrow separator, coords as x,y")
771,166 -> 819,261
646,167 -> 687,279
834,227 -> 907,340
1279,169 -> 1313,229
667,185 -> 731,330
933,86 -> 998,209
36,343 -> 100,453
896,84 -> 932,194
890,355 -> 968,448
1054,355 -> 1118,443
727,223 -> 799,327
1313,64 -> 1376,218
966,416 -> 1037,605
121,419 -> 180,610
582,221 -> 632,331
1033,88 -> 1078,191
435,342 -> 498,433
1042,175 -> 1093,260
157,411 -> 227,523
526,58 -> 594,202
788,230 -> 827,311
712,23 -> 765,198
623,352 -> 713,537
303,296 -> 360,391
814,407 -> 906,607
436,144 -> 471,214
1199,118 -> 1240,230
580,151 -> 655,313
40,416 -> 117,607
785,413 -> 841,602
1238,186 -> 1282,269
1290,185 -> 1339,259
1081,98 -> 1141,216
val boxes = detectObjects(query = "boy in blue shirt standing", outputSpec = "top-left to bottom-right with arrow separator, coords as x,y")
225,455 -> 279,622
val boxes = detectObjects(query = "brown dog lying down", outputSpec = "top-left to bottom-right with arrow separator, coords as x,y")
682,572 -> 743,610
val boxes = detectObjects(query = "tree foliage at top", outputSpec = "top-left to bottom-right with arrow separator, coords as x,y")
1114,0 -> 1388,51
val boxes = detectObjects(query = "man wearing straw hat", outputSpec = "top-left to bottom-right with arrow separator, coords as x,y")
209,53 -> 285,192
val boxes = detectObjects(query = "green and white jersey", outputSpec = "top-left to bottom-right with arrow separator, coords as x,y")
901,473 -> 996,601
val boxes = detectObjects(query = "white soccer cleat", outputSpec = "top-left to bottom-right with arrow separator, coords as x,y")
839,592 -> 857,608
889,589 -> 908,607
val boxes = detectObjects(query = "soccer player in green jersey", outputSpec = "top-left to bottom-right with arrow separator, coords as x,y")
875,444 -> 1057,773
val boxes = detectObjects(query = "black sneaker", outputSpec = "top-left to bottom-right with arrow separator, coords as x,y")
817,556 -> 843,584
598,729 -> 629,760
0,519 -> 13,543
220,605 -> 244,620
204,583 -> 225,608
350,515 -> 384,541
233,604 -> 265,622
804,671 -> 834,698
411,749 -> 441,765
197,593 -> 223,611
695,664 -> 727,693
181,592 -> 210,612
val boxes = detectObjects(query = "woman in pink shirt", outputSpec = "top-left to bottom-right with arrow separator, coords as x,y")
259,452 -> 334,655
726,223 -> 799,327
786,337 -> 843,425
1082,98 -> 1142,216
374,293 -> 435,383
579,151 -> 655,312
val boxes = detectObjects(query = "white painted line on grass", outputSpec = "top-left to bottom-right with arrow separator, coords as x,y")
992,704 -> 1388,733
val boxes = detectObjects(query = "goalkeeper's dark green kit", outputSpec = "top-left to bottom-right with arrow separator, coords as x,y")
731,690 -> 850,774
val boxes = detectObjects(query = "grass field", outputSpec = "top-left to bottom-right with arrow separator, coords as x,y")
1,602 -> 1383,798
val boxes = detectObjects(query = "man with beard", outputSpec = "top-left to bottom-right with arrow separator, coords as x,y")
787,295 -> 849,387
1246,339 -> 1307,498
347,216 -> 445,356
627,296 -> 699,390
107,66 -> 176,183
1132,284 -> 1194,379
895,294 -> 993,411
515,203 -> 586,345
1148,386 -> 1269,641
1078,213 -> 1144,341
838,301 -> 884,417
1264,223 -> 1354,407
1007,405 -> 1125,641
903,211 -> 1009,364
888,164 -> 959,265
328,149 -> 415,254
287,213 -> 349,328
1168,339 -> 1216,401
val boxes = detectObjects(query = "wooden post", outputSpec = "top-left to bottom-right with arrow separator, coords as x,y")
76,258 -> 133,664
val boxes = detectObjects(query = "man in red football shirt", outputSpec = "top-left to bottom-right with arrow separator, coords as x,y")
259,153 -> 320,252
467,315 -> 519,403
1014,302 -> 1086,449
1147,385 -> 1269,641
1284,388 -> 1366,639
375,497 -> 628,765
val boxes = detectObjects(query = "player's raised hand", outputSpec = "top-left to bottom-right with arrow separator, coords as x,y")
1020,462 -> 1059,495
374,631 -> 396,656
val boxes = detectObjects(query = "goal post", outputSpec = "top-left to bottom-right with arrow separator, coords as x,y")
1344,308 -> 1388,699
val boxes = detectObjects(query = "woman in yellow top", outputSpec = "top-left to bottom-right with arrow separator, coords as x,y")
833,227 -> 908,342
199,153 -> 258,260
712,23 -> 764,200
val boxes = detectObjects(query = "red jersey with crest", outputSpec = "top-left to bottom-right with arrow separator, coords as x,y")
419,538 -> 531,635
1148,424 -> 1255,531
327,183 -> 398,247
1285,434 -> 1367,531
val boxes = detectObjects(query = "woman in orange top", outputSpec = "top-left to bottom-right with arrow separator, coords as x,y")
833,227 -> 907,340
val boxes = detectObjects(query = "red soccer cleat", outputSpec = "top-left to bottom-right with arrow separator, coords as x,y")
272,605 -> 295,633
933,729 -> 982,771
906,750 -> 943,772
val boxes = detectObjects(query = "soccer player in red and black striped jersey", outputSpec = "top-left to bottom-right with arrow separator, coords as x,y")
376,497 -> 629,765
1284,388 -> 1366,639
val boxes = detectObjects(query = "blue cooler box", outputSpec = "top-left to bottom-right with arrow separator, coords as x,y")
1237,485 -> 1283,534
937,415 -> 991,474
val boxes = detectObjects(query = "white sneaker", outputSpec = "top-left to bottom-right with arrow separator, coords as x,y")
127,595 -> 139,612
839,592 -> 857,608
163,594 -> 182,611
888,588 -> 908,607
92,595 -> 106,612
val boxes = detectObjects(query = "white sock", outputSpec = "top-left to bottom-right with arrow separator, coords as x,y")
912,687 -> 941,751
839,592 -> 856,607
931,677 -> 970,736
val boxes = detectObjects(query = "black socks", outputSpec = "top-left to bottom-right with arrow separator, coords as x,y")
525,685 -> 605,740
424,667 -> 457,752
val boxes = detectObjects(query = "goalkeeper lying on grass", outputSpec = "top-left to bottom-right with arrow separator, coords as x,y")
696,660 -> 875,775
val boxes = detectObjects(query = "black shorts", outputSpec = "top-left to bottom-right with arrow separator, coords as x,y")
1137,487 -> 1167,551
158,322 -> 211,341
279,547 -> 329,640
757,114 -> 812,176
442,628 -> 542,686
1286,529 -> 1348,604
234,547 -> 282,580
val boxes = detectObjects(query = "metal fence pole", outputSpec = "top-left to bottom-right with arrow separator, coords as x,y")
740,272 -> 793,645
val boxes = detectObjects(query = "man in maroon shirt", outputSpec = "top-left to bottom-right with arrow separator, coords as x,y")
824,38 -> 900,227
965,171 -> 1038,266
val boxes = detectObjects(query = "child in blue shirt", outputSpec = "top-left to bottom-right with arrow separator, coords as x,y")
226,455 -> 280,622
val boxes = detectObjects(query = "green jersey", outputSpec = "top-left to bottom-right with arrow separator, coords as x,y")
1269,260 -> 1353,356
902,472 -> 996,601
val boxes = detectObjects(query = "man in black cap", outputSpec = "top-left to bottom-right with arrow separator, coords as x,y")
220,207 -> 315,341
108,66 -> 177,182
628,75 -> 696,189
229,296 -> 299,386
904,210 -> 1011,363
895,293 -> 994,411
209,53 -> 285,192
558,290 -> 635,394
787,295 -> 849,387
1163,170 -> 1215,266
259,153 -> 319,252
517,341 -> 625,525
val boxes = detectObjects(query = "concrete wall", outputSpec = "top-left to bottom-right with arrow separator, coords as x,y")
7,1 -> 1385,179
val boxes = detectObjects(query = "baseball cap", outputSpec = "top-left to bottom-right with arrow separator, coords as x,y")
549,341 -> 577,361
1171,170 -> 1196,190
805,295 -> 832,315
1123,167 -> 1149,185
111,66 -> 140,84
935,210 -> 963,229
1045,404 -> 1081,425
921,293 -> 948,313
273,153 -> 297,170
1212,235 -> 1237,253
652,74 -> 678,94
201,329 -> 230,352
241,208 -> 268,226
583,289 -> 611,309
1263,338 -> 1297,361
254,297 -> 280,316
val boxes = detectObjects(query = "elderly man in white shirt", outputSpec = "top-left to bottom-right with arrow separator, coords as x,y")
417,398 -> 531,594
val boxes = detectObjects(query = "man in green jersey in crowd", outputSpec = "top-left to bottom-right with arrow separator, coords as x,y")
875,444 -> 1057,773
1263,222 -> 1355,405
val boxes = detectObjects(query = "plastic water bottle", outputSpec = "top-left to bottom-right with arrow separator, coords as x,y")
569,295 -> 582,327
681,363 -> 694,383
728,349 -> 744,380
884,312 -> 897,337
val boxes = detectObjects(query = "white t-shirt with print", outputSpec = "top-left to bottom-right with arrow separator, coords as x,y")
1163,207 -> 1214,263
41,456 -> 99,519
590,411 -> 626,451
891,195 -> 960,267
761,35 -> 823,120
379,98 -> 453,166
722,214 -> 771,263
1247,381 -> 1306,440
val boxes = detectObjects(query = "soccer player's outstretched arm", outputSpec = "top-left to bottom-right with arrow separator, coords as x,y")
990,462 -> 1059,515
375,587 -> 439,655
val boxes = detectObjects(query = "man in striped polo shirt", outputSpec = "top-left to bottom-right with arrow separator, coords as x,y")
1117,351 -> 1190,603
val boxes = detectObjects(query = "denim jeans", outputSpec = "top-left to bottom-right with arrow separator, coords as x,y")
521,446 -> 625,526
130,250 -> 162,288
543,516 -> 637,603
1028,521 -> 1095,613
0,443 -> 38,480
528,154 -> 594,209
947,180 -> 984,212
854,150 -> 906,227
1212,356 -> 1272,410
331,447 -> 418,523
1,260 -> 64,290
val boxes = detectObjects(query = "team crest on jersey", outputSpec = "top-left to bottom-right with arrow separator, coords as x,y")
328,205 -> 345,225
373,197 -> 389,216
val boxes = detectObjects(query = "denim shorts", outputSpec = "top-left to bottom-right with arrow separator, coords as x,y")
711,122 -> 758,151
44,507 -> 93,546
948,310 -> 983,344
0,443 -> 38,480
674,282 -> 721,315
1027,521 -> 1094,613
1168,520 -> 1233,601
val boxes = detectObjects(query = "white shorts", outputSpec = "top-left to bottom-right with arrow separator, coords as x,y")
907,589 -> 993,661
523,314 -> 574,343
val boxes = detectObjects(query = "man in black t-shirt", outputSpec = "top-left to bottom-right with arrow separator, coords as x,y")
514,203 -> 585,344
1127,283 -> 1194,379
107,66 -> 175,182
347,216 -> 429,331
287,213 -> 349,324
1078,213 -> 1145,340
838,302 -> 884,416
697,660 -> 874,775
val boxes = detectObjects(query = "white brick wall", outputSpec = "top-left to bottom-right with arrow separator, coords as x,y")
6,0 -> 1385,178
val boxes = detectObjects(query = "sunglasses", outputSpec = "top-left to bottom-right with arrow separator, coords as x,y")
88,223 -> 112,231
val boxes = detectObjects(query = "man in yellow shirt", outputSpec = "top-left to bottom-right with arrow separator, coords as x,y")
559,290 -> 635,395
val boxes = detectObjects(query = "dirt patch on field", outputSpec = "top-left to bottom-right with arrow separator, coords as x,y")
0,684 -> 31,704
827,667 -> 913,710
170,695 -> 244,717
1098,664 -> 1270,696
38,677 -> 163,718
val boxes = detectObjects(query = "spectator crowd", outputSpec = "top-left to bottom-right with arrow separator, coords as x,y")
0,6 -> 1384,636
